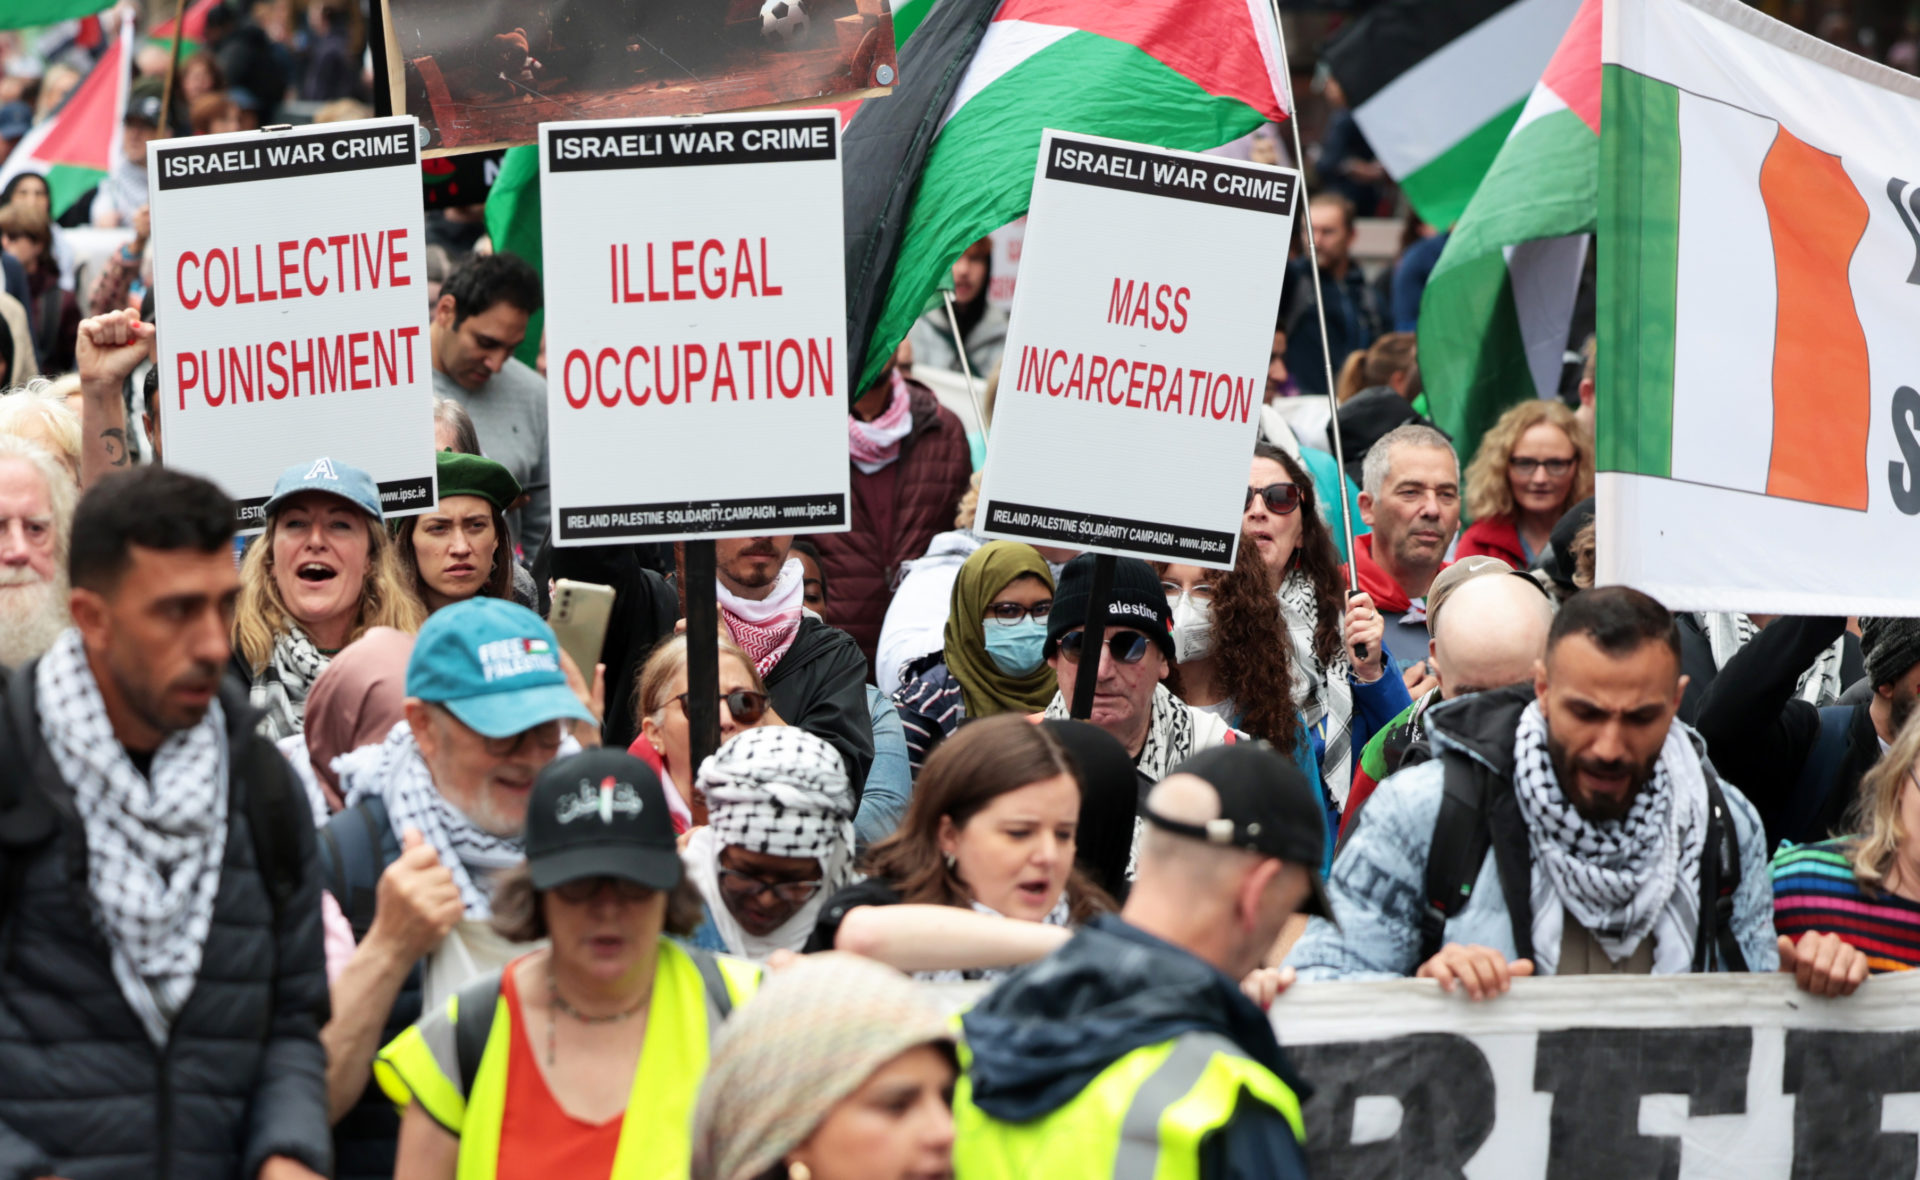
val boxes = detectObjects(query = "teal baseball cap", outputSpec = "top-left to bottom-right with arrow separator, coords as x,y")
405,598 -> 594,738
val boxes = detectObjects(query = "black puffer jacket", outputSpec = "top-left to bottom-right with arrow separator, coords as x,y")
0,667 -> 332,1180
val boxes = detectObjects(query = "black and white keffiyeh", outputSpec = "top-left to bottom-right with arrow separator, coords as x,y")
339,720 -> 525,918
250,626 -> 329,742
36,628 -> 228,1046
1512,702 -> 1708,974
1697,612 -> 1844,706
1278,569 -> 1356,808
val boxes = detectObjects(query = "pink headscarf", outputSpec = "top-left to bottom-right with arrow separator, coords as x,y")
304,627 -> 416,812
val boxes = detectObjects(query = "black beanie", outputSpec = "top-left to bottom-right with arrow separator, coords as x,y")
1861,617 -> 1920,689
1045,554 -> 1176,662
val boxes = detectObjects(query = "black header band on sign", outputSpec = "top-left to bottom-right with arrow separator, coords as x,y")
1042,135 -> 1298,217
560,492 -> 847,540
156,125 -> 417,191
547,116 -> 837,173
983,499 -> 1235,565
234,475 -> 433,526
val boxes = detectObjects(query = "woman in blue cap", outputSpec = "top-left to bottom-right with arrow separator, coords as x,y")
234,456 -> 424,740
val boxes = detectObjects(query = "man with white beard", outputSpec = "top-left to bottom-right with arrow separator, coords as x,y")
0,434 -> 74,667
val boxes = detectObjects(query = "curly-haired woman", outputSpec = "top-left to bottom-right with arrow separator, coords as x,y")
1457,400 -> 1594,567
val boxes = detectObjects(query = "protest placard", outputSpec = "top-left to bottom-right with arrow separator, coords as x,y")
148,118 -> 437,529
975,130 -> 1300,568
539,109 -> 850,547
381,0 -> 898,156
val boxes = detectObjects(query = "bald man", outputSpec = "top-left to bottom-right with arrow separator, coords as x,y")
951,746 -> 1322,1180
1341,563 -> 1556,835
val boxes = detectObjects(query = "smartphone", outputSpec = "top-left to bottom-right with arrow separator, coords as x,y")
548,580 -> 616,675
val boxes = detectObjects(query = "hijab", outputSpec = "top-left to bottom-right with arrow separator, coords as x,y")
944,540 -> 1058,718
303,626 -> 414,811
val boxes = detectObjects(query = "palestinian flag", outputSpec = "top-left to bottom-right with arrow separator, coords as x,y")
1417,0 -> 1596,455
1599,0 -> 1920,615
0,0 -> 111,32
0,15 -> 131,218
148,0 -> 223,53
845,0 -> 1291,393
1323,0 -> 1582,227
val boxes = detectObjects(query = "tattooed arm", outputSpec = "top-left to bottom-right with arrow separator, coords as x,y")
76,309 -> 152,487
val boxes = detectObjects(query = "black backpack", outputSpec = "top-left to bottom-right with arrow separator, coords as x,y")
1417,748 -> 1750,973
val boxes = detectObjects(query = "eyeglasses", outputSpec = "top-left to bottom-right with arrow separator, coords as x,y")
480,719 -> 565,758
985,600 -> 1053,626
1058,628 -> 1152,665
1161,581 -> 1215,603
1510,457 -> 1575,478
717,868 -> 823,908
550,876 -> 654,904
1245,483 -> 1302,515
675,690 -> 771,725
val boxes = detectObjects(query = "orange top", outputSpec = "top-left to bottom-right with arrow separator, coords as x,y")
495,956 -> 626,1180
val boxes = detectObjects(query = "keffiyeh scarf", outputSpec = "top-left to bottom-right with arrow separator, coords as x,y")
689,727 -> 858,960
847,370 -> 915,474
1512,702 -> 1709,975
250,627 -> 330,742
1698,611 -> 1845,706
1278,569 -> 1357,808
718,558 -> 806,677
37,628 -> 227,1046
339,720 -> 525,918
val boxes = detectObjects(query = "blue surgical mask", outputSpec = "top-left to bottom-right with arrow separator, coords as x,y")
984,617 -> 1048,676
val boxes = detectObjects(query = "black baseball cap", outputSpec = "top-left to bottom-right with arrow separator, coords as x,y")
1144,744 -> 1335,922
525,750 -> 682,893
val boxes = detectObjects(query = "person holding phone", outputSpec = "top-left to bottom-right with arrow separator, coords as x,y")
391,452 -> 532,613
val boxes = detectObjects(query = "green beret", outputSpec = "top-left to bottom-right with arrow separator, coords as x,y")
435,451 -> 522,511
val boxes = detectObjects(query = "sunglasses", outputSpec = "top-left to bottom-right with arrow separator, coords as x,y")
985,599 -> 1053,626
550,876 -> 654,904
1058,628 -> 1152,665
675,690 -> 771,726
717,868 -> 824,908
1245,483 -> 1302,515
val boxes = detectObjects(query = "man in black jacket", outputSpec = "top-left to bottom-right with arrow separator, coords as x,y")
1696,616 -> 1920,849
0,467 -> 330,1180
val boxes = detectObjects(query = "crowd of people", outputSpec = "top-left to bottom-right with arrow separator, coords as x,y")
1,4 -> 1916,1180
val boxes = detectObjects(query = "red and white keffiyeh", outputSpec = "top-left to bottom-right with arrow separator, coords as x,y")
847,370 -> 914,474
718,557 -> 806,676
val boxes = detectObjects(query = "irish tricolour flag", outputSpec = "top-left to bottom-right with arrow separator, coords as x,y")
844,0 -> 1290,392
1599,0 -> 1920,615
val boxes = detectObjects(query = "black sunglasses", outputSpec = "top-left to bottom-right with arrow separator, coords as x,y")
1245,483 -> 1302,515
1059,628 -> 1152,665
550,876 -> 653,904
675,689 -> 771,725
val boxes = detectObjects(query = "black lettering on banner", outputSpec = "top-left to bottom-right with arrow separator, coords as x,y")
558,493 -> 846,540
547,117 -> 836,173
155,125 -> 415,190
1043,134 -> 1298,216
235,475 -> 430,525
1888,385 -> 1920,515
1533,1027 -> 1750,1179
1293,1034 -> 1495,1179
1784,1029 -> 1920,1177
982,498 -> 1233,565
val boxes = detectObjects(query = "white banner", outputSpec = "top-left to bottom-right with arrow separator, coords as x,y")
976,130 -> 1300,568
539,110 -> 850,547
1599,0 -> 1920,614
1275,973 -> 1920,1177
148,118 -> 437,530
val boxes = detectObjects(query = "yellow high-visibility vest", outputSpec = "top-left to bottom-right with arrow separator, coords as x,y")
951,1030 -> 1305,1180
374,939 -> 759,1180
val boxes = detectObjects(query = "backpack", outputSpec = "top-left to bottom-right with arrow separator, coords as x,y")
1417,749 -> 1749,973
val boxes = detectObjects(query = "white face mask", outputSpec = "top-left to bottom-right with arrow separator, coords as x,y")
1169,593 -> 1214,663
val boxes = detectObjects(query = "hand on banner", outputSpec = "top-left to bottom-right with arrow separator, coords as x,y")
1240,966 -> 1297,1010
1416,943 -> 1534,1000
1778,931 -> 1868,997
558,650 -> 606,749
1343,591 -> 1386,683
77,309 -> 154,391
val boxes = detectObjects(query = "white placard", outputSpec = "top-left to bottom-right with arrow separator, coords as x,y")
976,130 -> 1300,568
148,117 -> 436,530
539,110 -> 851,546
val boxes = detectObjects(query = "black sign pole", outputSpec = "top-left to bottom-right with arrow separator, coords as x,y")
684,539 -> 723,774
1068,552 -> 1117,720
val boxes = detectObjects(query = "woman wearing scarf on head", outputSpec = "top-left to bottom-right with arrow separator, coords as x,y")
893,541 -> 1057,777
284,625 -> 415,820
682,727 -> 859,961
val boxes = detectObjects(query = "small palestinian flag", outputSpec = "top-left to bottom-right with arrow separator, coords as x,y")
522,639 -> 551,655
